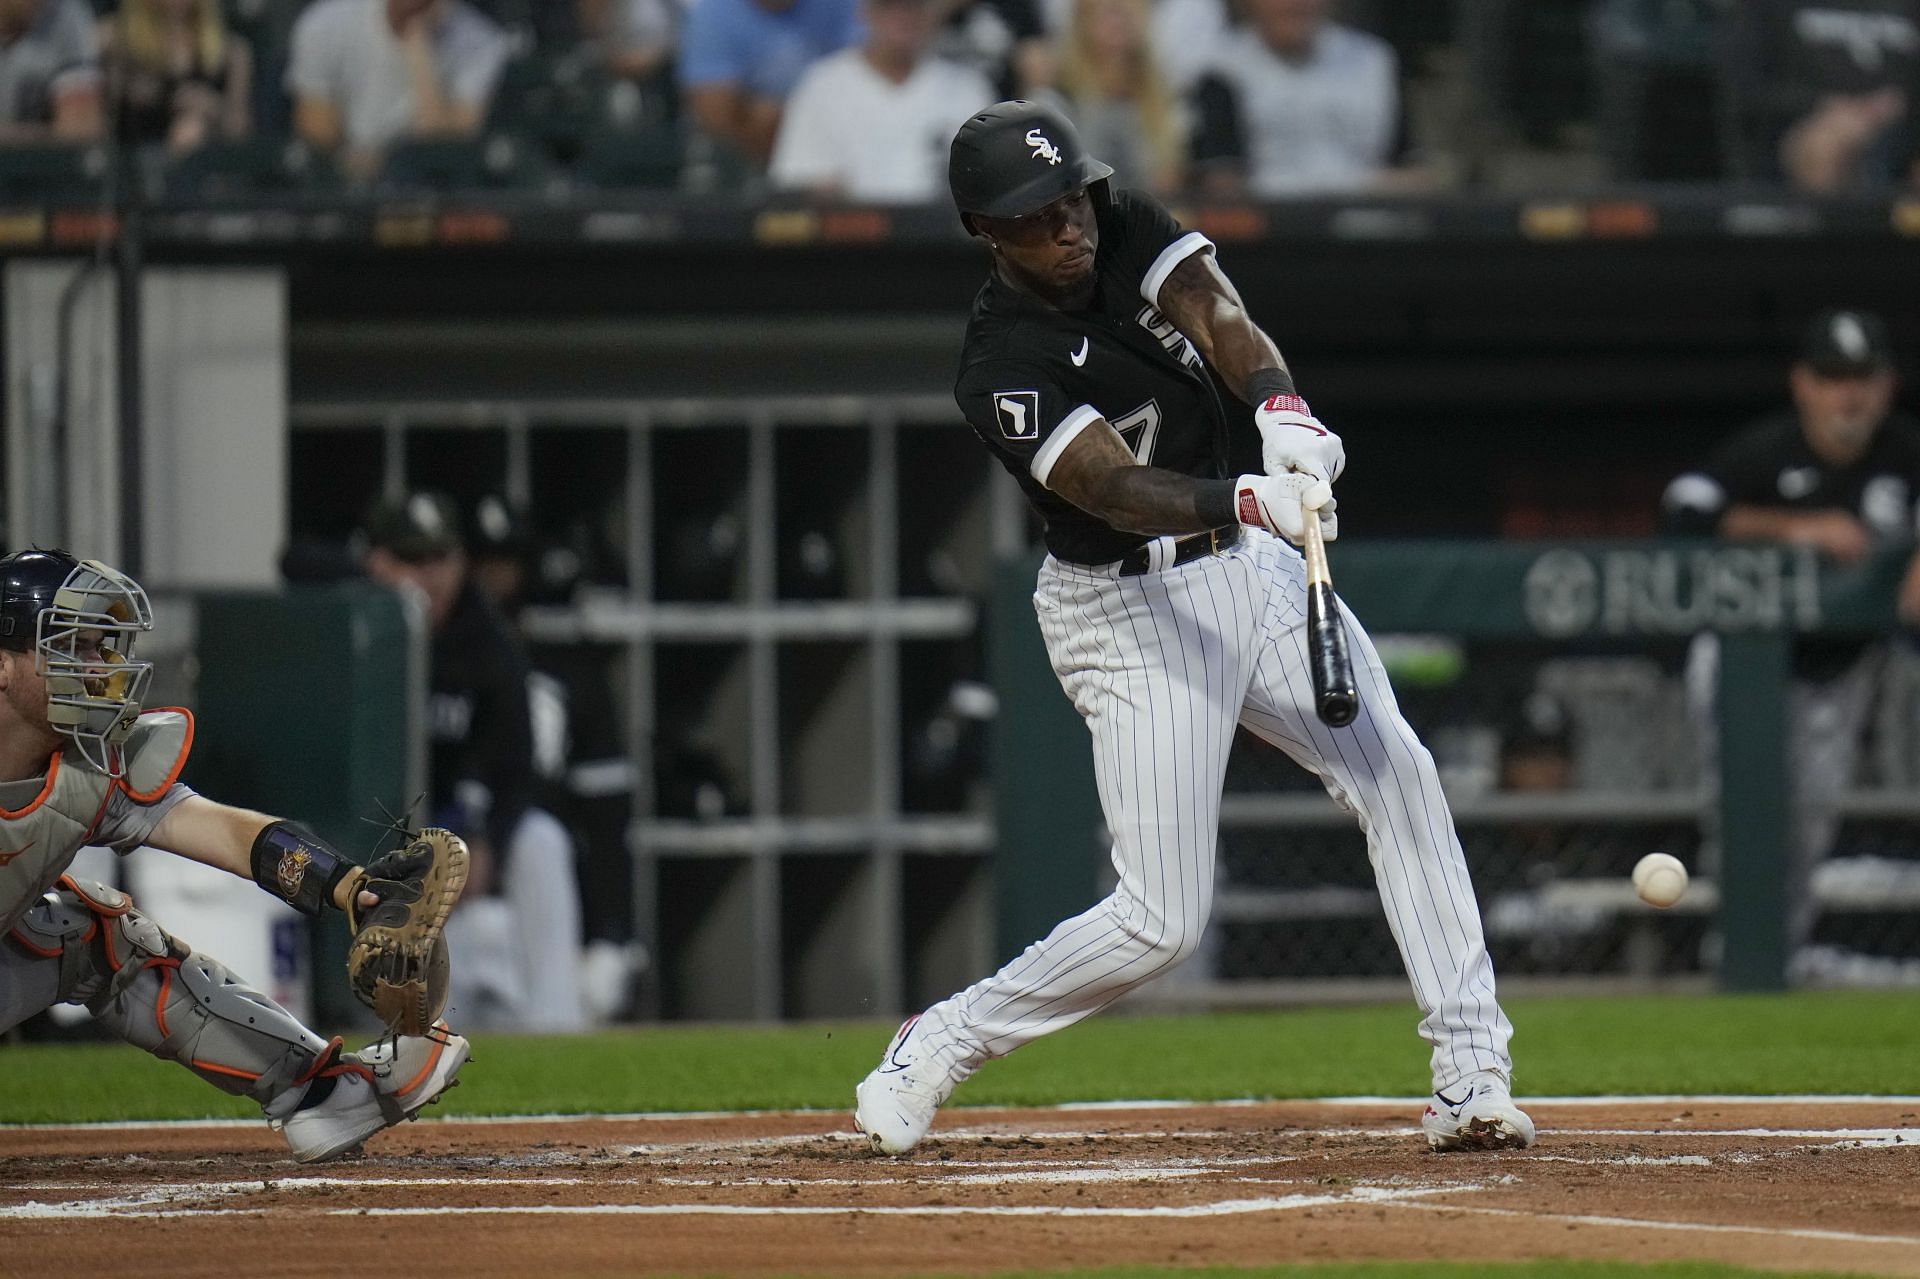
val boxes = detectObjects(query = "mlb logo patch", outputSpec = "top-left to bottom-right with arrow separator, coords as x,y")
994,391 -> 1041,441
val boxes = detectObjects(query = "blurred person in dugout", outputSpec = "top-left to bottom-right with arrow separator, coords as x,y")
1724,0 -> 1920,192
1661,309 -> 1920,974
466,495 -> 647,1025
360,492 -> 588,1032
287,0 -> 510,182
98,0 -> 250,155
769,0 -> 994,201
0,0 -> 103,141
676,0 -> 861,171
1187,0 -> 1419,197
1050,0 -> 1181,194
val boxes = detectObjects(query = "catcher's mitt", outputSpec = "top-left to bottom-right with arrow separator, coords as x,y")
345,828 -> 469,1036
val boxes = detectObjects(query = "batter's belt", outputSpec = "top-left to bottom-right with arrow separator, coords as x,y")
1116,524 -> 1240,577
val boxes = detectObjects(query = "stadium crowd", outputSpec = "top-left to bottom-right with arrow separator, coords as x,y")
2,0 -> 1919,200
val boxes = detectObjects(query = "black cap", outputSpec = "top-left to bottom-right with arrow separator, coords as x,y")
1800,309 -> 1894,377
948,100 -> 1114,230
364,491 -> 463,562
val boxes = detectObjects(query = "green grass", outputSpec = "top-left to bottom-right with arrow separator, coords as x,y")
2,991 -> 1918,1124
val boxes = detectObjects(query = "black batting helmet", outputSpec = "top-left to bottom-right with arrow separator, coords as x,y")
0,548 -> 80,651
948,100 -> 1114,233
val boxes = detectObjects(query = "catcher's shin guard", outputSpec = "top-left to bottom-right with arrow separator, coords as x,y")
13,877 -> 334,1115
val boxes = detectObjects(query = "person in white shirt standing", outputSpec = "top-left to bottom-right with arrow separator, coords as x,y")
769,0 -> 995,202
1190,0 -> 1407,197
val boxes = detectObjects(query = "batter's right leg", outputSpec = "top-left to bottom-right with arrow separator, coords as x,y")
6,877 -> 467,1162
855,549 -> 1260,1154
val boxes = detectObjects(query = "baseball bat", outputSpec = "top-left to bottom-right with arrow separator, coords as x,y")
1299,510 -> 1358,727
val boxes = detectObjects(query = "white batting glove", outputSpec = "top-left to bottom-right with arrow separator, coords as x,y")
1255,394 -> 1345,485
1234,472 -> 1337,544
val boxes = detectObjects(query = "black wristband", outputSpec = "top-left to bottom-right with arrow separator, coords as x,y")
250,821 -> 357,916
1245,367 -> 1297,404
1195,478 -> 1239,528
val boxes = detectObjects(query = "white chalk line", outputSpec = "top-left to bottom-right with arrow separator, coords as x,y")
1384,1199 -> 1920,1250
6,1094 -> 1917,1134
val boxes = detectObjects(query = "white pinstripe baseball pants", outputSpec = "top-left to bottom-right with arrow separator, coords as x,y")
914,527 -> 1514,1091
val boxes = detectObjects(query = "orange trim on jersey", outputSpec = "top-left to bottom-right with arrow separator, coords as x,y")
192,1060 -> 261,1082
8,927 -> 62,958
394,1034 -> 447,1098
0,752 -> 60,818
115,709 -> 195,804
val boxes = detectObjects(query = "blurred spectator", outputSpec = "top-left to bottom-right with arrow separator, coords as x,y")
361,491 -> 587,1032
769,0 -> 991,200
578,0 -> 682,122
1149,0 -> 1226,94
1189,0 -> 1411,197
467,494 -> 647,1026
287,0 -> 511,182
1723,0 -> 1920,191
932,0 -> 1051,99
0,0 -> 102,141
1661,309 -> 1920,964
676,0 -> 860,168
100,0 -> 251,154
1054,0 -> 1180,193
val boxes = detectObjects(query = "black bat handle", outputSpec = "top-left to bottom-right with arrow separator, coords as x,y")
1300,515 -> 1358,728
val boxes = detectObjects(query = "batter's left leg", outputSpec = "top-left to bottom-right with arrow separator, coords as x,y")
1237,541 -> 1516,1093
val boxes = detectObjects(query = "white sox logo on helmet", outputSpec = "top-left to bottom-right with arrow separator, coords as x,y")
1025,129 -> 1062,165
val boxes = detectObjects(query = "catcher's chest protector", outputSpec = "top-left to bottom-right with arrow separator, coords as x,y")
0,710 -> 191,935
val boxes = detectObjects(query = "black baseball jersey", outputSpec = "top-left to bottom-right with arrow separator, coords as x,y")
429,579 -> 536,860
1663,406 -> 1920,678
954,190 -> 1242,566
1661,408 -> 1920,540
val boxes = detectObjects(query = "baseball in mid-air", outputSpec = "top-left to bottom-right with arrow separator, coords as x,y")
1632,853 -> 1689,908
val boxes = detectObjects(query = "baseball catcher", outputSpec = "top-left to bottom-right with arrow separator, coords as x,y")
0,548 -> 468,1161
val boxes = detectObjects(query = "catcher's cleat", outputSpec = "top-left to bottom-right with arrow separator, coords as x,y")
274,1022 -> 470,1164
1421,1071 -> 1537,1152
347,829 -> 468,1036
853,1015 -> 973,1155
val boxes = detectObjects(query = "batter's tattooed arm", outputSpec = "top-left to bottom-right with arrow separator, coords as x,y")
1155,252 -> 1292,404
1049,420 -> 1234,534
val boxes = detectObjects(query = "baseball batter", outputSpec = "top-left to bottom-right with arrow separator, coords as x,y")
0,549 -> 466,1161
854,101 -> 1535,1155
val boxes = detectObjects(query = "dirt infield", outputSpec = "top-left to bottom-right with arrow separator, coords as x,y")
2,1099 -> 1917,1278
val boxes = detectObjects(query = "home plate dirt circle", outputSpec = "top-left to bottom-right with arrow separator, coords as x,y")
3,1099 -> 1918,1278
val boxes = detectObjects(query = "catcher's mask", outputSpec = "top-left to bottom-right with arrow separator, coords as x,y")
948,99 -> 1115,236
0,549 -> 154,776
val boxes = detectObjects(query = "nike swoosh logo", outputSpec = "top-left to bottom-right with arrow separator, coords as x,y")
1070,337 -> 1088,367
1433,1087 -> 1469,1110
0,841 -> 34,866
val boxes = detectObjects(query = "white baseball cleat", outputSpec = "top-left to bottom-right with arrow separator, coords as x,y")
853,1015 -> 969,1155
1421,1071 -> 1537,1152
274,1022 -> 470,1163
